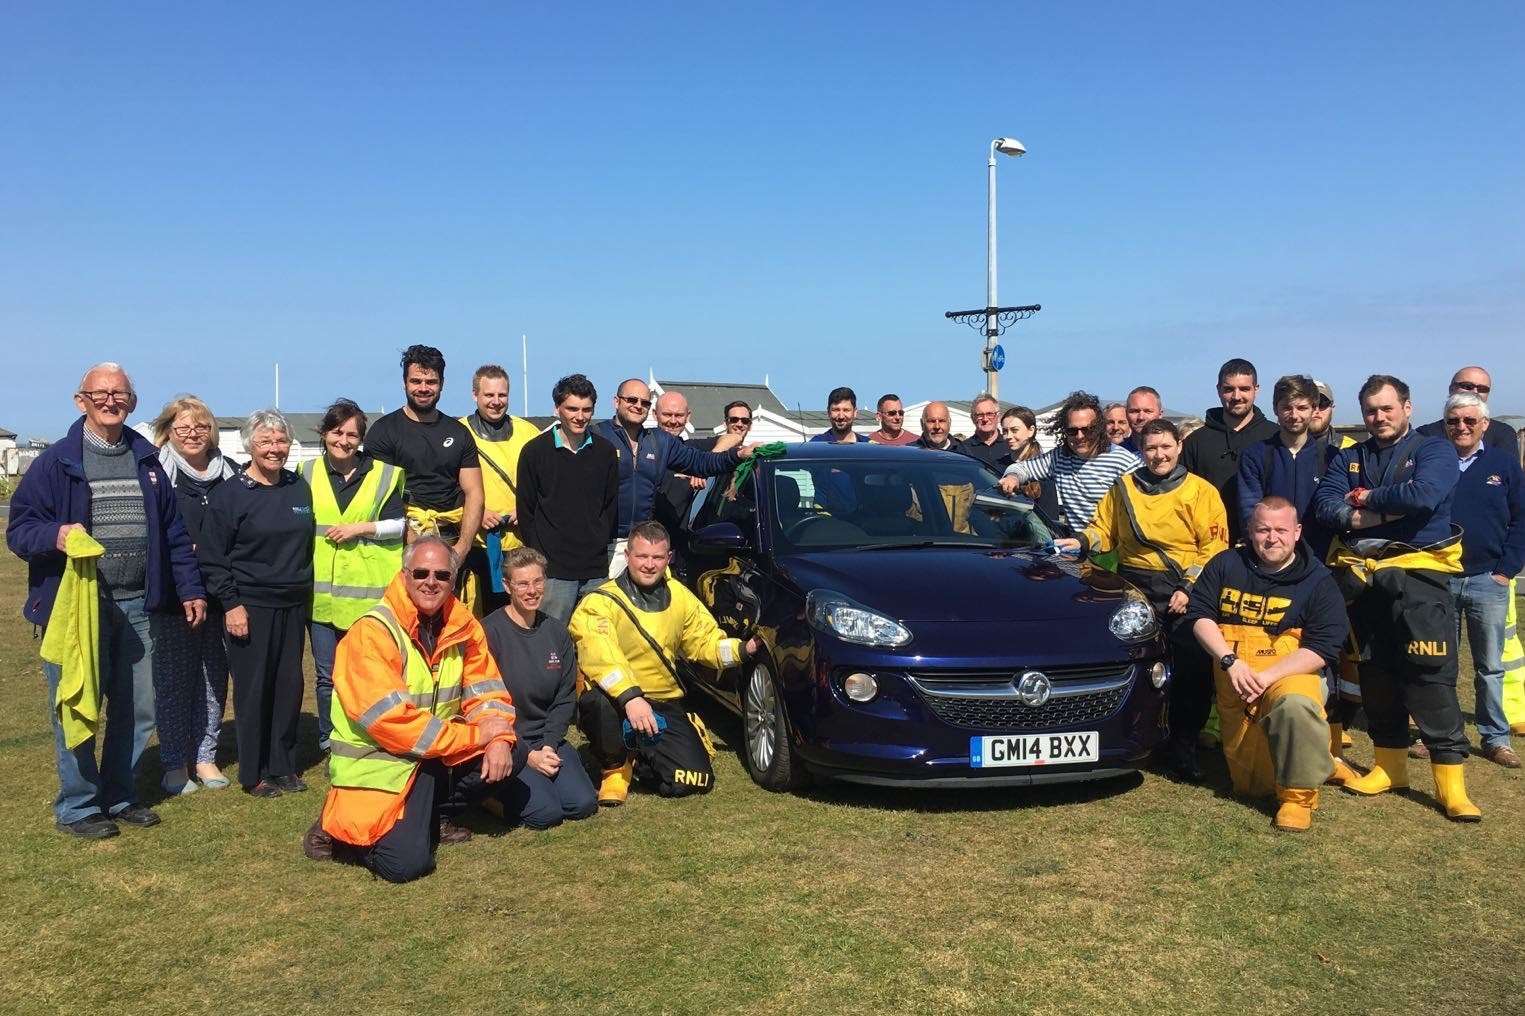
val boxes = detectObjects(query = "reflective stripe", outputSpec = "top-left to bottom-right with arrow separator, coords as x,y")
596,670 -> 625,693
314,523 -> 332,536
358,690 -> 407,729
463,679 -> 507,699
314,581 -> 391,600
718,641 -> 738,667
373,463 -> 399,516
408,686 -> 462,707
1506,658 -> 1524,673
1185,564 -> 1203,581
329,741 -> 407,764
1506,626 -> 1518,641
410,715 -> 445,756
467,700 -> 514,719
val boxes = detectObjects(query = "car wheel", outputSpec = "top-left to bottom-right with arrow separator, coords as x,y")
742,658 -> 807,791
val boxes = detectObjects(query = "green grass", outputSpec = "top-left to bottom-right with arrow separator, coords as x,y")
1,551 -> 1521,1015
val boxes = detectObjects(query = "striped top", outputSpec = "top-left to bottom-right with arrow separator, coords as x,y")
1004,444 -> 1142,531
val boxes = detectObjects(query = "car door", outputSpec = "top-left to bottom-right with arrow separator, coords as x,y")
682,467 -> 769,708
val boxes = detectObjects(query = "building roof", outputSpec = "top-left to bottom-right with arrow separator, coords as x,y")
214,413 -> 328,447
652,380 -> 790,432
0,425 -> 16,440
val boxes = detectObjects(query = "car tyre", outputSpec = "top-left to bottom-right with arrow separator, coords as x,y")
742,658 -> 807,791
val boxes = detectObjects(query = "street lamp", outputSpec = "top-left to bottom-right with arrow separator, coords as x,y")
945,135 -> 1040,400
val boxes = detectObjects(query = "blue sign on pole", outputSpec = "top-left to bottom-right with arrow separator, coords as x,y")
990,344 -> 1006,372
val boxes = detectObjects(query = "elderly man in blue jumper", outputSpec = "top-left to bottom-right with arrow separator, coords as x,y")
1438,391 -> 1525,768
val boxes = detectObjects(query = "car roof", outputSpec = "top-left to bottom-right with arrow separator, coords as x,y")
764,443 -> 967,462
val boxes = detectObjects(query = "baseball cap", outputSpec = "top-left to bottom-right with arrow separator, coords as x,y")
1312,379 -> 1334,406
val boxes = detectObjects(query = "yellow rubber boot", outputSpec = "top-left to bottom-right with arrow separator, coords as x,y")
1331,722 -> 1353,750
1431,763 -> 1482,822
1344,746 -> 1409,796
1273,786 -> 1318,832
598,760 -> 634,807
1326,724 -> 1359,785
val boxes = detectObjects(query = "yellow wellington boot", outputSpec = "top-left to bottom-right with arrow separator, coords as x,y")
1343,746 -> 1409,796
1331,722 -> 1353,750
1327,756 -> 1360,786
1273,786 -> 1318,832
1431,763 -> 1482,822
598,760 -> 634,807
1511,722 -> 1525,737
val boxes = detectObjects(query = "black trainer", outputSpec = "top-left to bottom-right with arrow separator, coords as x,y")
57,814 -> 120,840
244,780 -> 282,799
112,804 -> 162,828
271,775 -> 308,793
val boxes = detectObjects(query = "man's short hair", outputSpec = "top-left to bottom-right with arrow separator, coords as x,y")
552,373 -> 597,406
1272,375 -> 1319,409
876,393 -> 901,411
628,520 -> 672,549
401,345 -> 446,380
827,386 -> 857,408
1139,418 -> 1180,442
1217,358 -> 1258,386
403,533 -> 461,573
970,393 -> 999,413
1127,385 -> 1161,403
1358,374 -> 1410,404
79,361 -> 136,395
472,364 -> 509,392
1443,392 -> 1489,421
1252,495 -> 1299,521
723,399 -> 751,418
501,545 -> 547,577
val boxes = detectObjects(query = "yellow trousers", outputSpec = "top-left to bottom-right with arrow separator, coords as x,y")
1213,626 -> 1335,797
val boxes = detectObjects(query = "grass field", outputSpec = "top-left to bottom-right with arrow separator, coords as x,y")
1,551 -> 1521,1016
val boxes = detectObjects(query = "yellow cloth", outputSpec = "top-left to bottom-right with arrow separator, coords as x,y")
1325,535 -> 1463,584
405,505 -> 479,614
40,529 -> 106,749
1082,472 -> 1228,583
1212,624 -> 1327,798
1502,578 -> 1524,726
459,414 -> 538,552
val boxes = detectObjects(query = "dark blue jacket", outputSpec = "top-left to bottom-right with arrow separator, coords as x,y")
1311,429 -> 1458,547
1236,433 -> 1342,557
592,419 -> 740,538
1451,445 -> 1525,578
6,417 -> 205,626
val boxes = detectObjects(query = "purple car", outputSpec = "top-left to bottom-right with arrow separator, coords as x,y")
675,443 -> 1171,791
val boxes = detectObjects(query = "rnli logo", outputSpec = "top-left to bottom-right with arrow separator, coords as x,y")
442,437 -> 455,448
1408,640 -> 1448,657
1015,671 -> 1052,707
672,769 -> 711,788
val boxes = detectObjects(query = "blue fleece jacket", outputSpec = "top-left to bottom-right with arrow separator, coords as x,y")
1311,429 -> 1458,547
7,417 -> 205,626
592,419 -> 740,538
1236,432 -> 1343,555
1451,445 -> 1525,578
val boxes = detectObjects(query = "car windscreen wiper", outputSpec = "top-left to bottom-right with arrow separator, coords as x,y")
856,539 -> 1000,551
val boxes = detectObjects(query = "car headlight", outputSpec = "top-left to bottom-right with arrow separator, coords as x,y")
1108,593 -> 1159,642
806,590 -> 912,647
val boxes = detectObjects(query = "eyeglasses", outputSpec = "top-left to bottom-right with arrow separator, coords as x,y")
79,389 -> 132,406
508,576 -> 545,591
726,416 -> 752,425
251,437 -> 290,449
619,395 -> 653,410
171,424 -> 211,437
973,412 -> 997,420
1454,381 -> 1491,395
1444,416 -> 1481,428
1063,426 -> 1091,436
881,410 -> 904,417
410,568 -> 453,582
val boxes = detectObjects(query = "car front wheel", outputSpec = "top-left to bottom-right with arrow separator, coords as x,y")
742,658 -> 807,791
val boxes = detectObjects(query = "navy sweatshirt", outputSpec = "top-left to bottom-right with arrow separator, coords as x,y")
1451,445 -> 1525,578
1236,433 -> 1342,557
1311,429 -> 1458,547
1184,544 -> 1348,668
197,468 -> 315,609
592,419 -> 740,538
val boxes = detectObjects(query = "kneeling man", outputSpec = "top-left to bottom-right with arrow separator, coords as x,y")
305,535 -> 518,882
570,521 -> 758,804
1184,497 -> 1349,831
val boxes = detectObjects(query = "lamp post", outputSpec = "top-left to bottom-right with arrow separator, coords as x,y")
946,136 -> 1039,400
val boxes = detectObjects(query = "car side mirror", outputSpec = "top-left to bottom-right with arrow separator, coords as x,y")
691,521 -> 750,552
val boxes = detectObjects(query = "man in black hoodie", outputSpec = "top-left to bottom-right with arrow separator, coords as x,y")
1181,358 -> 1279,543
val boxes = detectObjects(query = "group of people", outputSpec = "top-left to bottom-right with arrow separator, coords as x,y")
7,347 -> 1521,874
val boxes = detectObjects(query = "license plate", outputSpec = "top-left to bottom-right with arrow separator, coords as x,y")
970,731 -> 1100,768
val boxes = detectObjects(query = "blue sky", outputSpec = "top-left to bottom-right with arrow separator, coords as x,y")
3,2 -> 1521,438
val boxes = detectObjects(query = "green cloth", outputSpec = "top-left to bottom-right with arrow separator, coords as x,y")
729,442 -> 789,493
41,528 -> 105,749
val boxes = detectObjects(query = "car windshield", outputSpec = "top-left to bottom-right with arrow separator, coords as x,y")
767,456 -> 1055,552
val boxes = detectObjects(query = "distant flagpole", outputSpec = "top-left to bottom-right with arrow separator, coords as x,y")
521,335 -> 529,417
274,363 -> 280,408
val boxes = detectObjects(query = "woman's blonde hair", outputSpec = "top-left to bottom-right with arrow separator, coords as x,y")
150,395 -> 218,449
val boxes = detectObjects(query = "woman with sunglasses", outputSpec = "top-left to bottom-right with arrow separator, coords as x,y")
198,409 -> 316,798
150,395 -> 241,794
297,399 -> 405,755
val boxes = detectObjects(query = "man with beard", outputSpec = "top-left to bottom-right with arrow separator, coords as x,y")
809,387 -> 869,444
1308,379 -> 1356,450
1181,358 -> 1279,543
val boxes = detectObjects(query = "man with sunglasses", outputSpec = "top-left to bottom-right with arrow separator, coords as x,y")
1417,365 -> 1518,459
8,362 -> 206,838
868,393 -> 919,445
592,378 -> 751,579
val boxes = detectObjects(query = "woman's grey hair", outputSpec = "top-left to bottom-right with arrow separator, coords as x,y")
241,408 -> 292,446
1443,392 -> 1489,421
402,534 -> 461,574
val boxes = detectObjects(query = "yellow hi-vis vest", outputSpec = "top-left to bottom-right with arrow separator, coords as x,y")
459,413 -> 539,551
300,457 -> 405,630
1502,578 -> 1525,727
327,602 -> 466,793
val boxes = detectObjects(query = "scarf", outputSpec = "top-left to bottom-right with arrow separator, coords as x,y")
158,442 -> 238,491
1130,462 -> 1189,496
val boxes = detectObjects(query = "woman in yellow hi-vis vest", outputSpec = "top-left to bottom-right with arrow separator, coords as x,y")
300,400 -> 406,753
459,366 -> 540,614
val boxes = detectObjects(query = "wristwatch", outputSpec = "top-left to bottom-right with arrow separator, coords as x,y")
1219,653 -> 1237,670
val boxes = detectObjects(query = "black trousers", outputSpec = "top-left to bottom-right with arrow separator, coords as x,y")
226,603 -> 306,788
350,756 -> 502,883
577,691 -> 715,797
1346,567 -> 1468,763
1167,632 -> 1215,752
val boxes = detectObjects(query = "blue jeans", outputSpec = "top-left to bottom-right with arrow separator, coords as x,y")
42,594 -> 156,824
1451,572 -> 1511,749
501,741 -> 598,829
541,577 -> 603,624
308,621 -> 343,751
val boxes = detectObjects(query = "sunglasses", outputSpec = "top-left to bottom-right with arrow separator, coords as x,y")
619,395 -> 653,410
1063,426 -> 1091,436
726,415 -> 752,425
410,568 -> 453,582
881,409 -> 904,417
1454,381 -> 1491,395
1444,416 -> 1481,428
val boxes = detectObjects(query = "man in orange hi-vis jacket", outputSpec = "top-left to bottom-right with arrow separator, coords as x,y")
302,535 -> 518,882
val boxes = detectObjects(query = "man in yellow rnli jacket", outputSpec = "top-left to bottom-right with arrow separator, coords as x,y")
302,535 -> 518,882
1185,497 -> 1349,831
460,364 -> 541,614
570,521 -> 758,804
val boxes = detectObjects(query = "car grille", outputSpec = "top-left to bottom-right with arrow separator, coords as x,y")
907,665 -> 1134,732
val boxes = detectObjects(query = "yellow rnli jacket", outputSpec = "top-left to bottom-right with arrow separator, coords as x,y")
1082,470 -> 1228,585
569,576 -> 743,704
40,528 -> 106,749
459,412 -> 539,551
